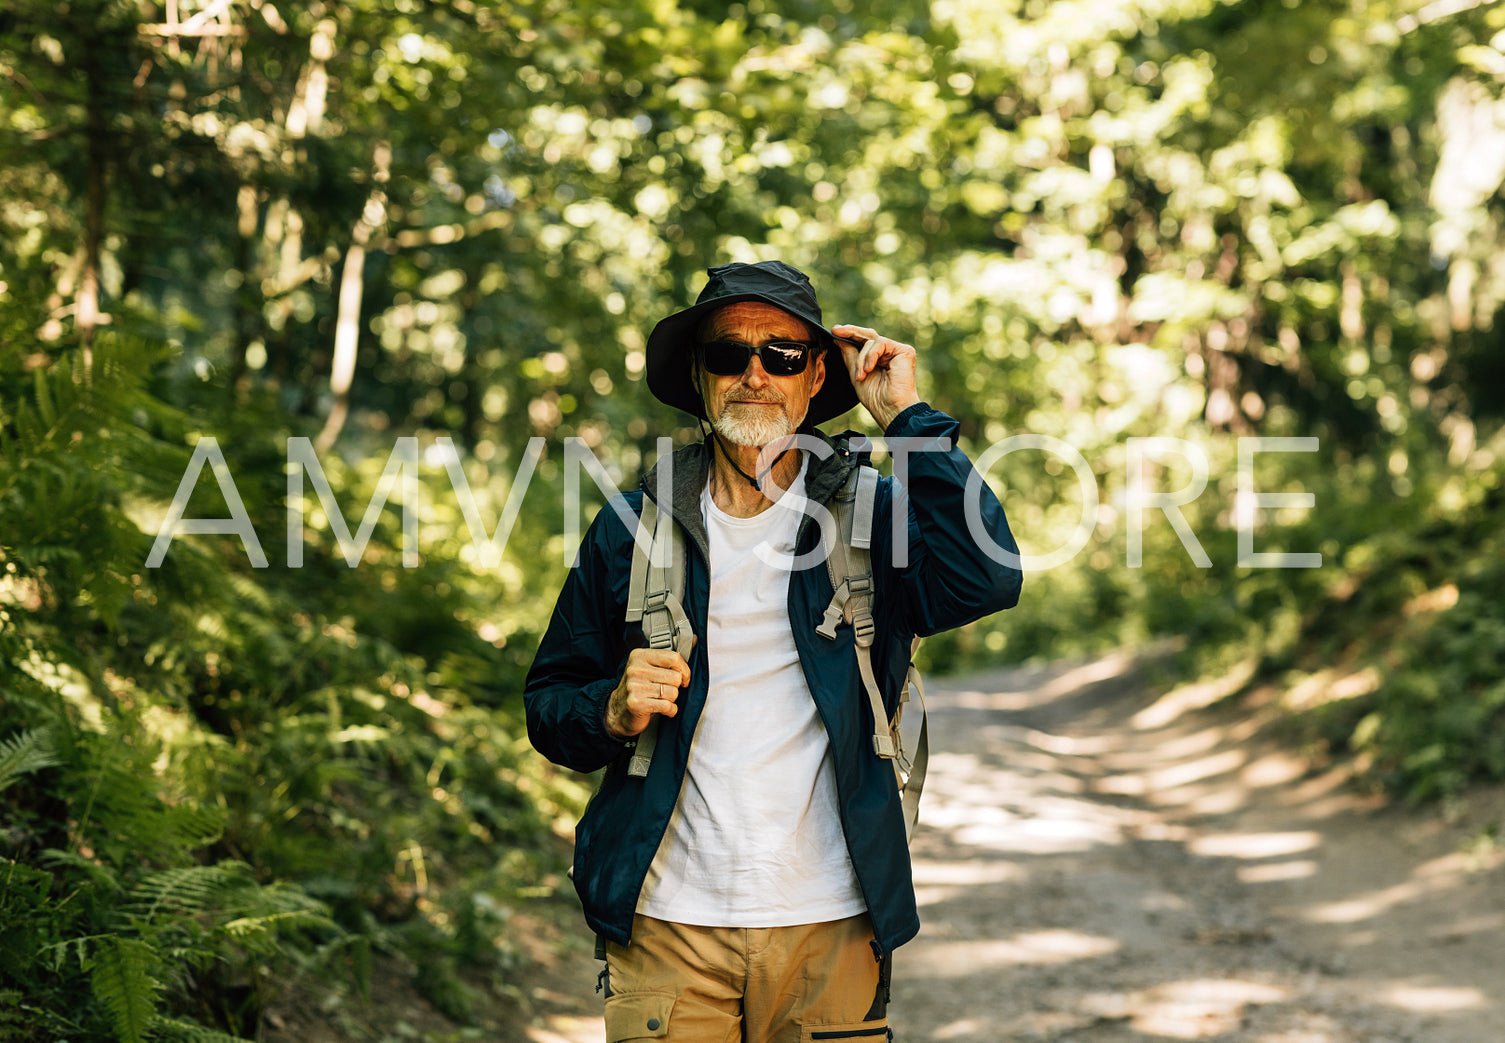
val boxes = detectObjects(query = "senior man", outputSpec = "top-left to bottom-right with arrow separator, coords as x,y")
525,260 -> 1022,1041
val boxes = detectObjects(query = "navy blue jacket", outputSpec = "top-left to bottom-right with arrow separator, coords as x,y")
524,404 -> 1022,954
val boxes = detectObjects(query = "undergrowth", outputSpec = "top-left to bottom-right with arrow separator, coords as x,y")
923,424 -> 1505,804
0,340 -> 589,1039
1271,473 -> 1505,800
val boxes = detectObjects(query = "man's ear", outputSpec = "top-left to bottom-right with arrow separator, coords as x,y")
809,348 -> 827,397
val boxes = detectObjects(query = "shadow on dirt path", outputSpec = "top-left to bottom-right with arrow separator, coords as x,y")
516,647 -> 1504,1042
889,648 -> 1505,1042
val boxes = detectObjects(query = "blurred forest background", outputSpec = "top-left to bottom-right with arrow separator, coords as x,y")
3,0 -> 1504,1039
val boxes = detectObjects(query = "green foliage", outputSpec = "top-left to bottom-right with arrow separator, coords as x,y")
1,338 -> 585,1037
153,1020 -> 258,1043
1269,473 -> 1505,801
90,938 -> 161,1043
5,0 -> 1505,1032
0,728 -> 59,793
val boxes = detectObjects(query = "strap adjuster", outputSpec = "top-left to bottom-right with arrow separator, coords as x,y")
852,613 -> 875,646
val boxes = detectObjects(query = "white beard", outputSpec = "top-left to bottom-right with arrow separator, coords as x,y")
712,401 -> 803,448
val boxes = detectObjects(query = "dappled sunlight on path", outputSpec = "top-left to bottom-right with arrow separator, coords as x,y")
525,1016 -> 608,1043
890,649 -> 1505,1041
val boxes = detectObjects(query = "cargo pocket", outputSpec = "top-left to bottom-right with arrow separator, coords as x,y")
800,1018 -> 890,1041
603,991 -> 675,1042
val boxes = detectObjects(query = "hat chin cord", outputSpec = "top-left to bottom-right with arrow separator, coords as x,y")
699,418 -> 793,496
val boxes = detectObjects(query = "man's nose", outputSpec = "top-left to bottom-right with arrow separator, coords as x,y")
740,355 -> 770,386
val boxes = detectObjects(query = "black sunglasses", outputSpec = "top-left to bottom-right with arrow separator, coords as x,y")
698,339 -> 814,377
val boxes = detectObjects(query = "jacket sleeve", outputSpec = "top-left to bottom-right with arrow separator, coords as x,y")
524,496 -> 638,773
879,403 -> 1023,634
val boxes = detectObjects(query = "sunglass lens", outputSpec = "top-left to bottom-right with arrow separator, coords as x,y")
701,341 -> 750,375
761,344 -> 807,376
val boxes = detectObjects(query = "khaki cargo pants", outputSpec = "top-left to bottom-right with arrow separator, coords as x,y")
601,913 -> 891,1042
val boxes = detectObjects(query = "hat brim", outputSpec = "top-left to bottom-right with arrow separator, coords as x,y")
645,293 -> 859,426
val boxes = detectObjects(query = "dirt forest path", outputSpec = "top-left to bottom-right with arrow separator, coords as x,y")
525,649 -> 1505,1042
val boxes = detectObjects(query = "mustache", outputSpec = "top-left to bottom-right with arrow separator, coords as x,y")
723,387 -> 787,405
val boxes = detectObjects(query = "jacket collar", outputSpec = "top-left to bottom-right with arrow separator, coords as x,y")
639,431 -> 858,564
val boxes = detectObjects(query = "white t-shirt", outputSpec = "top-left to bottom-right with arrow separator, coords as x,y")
636,464 -> 866,927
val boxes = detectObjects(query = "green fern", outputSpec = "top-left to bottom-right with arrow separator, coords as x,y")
153,1017 -> 251,1043
0,990 -> 26,1043
220,910 -> 324,947
39,848 -> 122,894
32,365 -> 57,426
1,336 -> 561,1037
127,862 -> 255,925
214,879 -> 336,957
89,936 -> 160,1043
0,727 -> 60,794
39,933 -> 97,975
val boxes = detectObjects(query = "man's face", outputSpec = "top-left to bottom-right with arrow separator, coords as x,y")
696,302 -> 826,448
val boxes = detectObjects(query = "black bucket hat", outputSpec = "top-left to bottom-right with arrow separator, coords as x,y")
645,260 -> 858,426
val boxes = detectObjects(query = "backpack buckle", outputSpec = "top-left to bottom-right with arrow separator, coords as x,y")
817,603 -> 844,639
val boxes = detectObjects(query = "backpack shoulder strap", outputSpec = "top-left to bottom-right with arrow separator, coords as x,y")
898,642 -> 928,844
624,496 -> 690,778
818,465 -> 890,757
625,496 -> 658,625
817,464 -> 930,841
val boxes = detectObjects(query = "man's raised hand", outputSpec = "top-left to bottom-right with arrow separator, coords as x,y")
830,324 -> 922,430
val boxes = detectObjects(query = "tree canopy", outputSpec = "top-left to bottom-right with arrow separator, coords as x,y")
3,0 -> 1504,1037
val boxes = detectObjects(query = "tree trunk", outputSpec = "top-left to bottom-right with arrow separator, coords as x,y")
77,60 -> 108,369
227,184 -> 260,402
314,144 -> 391,453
